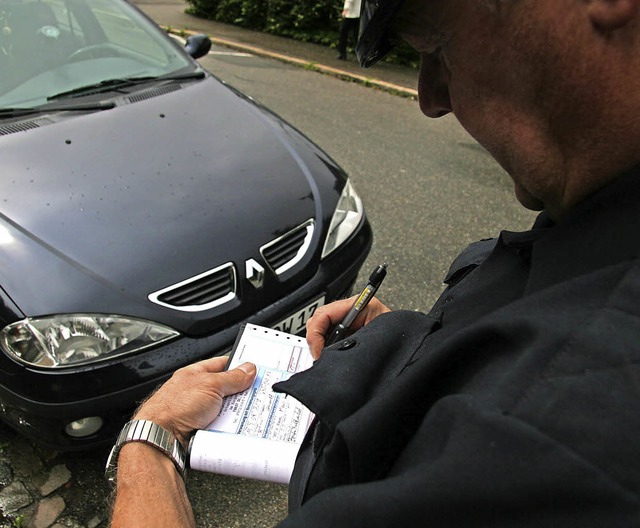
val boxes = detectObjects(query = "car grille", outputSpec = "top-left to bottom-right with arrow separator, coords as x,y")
261,220 -> 315,275
0,118 -> 52,136
148,263 -> 236,312
127,84 -> 181,104
148,219 -> 315,312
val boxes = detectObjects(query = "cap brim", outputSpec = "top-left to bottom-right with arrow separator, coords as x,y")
356,0 -> 405,68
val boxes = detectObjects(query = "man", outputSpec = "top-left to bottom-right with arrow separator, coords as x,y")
336,0 -> 362,60
109,0 -> 640,525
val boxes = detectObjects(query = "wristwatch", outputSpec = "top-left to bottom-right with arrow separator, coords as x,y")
105,419 -> 187,484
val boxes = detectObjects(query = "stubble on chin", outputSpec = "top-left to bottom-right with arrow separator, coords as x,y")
514,181 -> 545,212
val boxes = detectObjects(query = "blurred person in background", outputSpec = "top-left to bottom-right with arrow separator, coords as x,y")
337,0 -> 362,59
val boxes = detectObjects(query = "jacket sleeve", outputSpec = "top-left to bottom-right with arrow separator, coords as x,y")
275,264 -> 640,527
278,395 -> 639,527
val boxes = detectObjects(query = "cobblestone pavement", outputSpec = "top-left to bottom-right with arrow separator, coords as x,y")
0,421 -> 290,528
0,424 -> 110,528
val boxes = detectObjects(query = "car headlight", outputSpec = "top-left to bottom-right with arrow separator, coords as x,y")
321,179 -> 365,259
0,315 -> 179,369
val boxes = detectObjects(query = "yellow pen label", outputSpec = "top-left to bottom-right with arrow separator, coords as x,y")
354,285 -> 374,310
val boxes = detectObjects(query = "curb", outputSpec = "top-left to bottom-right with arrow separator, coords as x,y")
166,27 -> 419,99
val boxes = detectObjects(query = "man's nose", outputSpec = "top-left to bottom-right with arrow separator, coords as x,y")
418,53 -> 452,118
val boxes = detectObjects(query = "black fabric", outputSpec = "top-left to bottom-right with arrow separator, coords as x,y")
337,17 -> 360,57
274,168 -> 640,526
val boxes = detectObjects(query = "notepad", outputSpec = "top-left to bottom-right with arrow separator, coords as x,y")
188,323 -> 314,484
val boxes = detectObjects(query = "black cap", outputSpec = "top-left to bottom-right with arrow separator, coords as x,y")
356,0 -> 407,68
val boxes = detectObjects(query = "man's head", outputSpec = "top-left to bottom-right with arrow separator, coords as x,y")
357,0 -> 512,68
361,0 -> 640,219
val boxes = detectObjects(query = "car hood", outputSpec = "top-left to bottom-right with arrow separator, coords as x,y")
0,77 -> 340,333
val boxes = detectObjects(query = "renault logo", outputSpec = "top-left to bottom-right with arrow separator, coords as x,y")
245,258 -> 265,289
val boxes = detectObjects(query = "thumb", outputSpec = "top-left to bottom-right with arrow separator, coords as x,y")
216,362 -> 257,397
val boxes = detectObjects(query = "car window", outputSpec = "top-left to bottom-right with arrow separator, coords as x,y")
45,0 -> 84,41
0,0 -> 193,108
79,0 -> 178,64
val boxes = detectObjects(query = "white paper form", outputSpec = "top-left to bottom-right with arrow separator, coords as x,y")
189,324 -> 315,484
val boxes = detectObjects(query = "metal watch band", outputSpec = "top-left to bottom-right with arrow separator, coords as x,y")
105,419 -> 187,484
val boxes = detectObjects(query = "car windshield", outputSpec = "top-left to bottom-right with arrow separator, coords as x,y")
0,0 -> 194,108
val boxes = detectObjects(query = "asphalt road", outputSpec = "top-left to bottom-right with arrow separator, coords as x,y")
199,46 -> 537,310
0,34 -> 537,528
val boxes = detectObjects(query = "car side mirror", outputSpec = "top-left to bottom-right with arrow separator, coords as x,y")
184,34 -> 212,59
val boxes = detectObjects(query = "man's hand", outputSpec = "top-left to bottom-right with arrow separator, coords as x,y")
110,357 -> 257,528
306,296 -> 391,359
133,356 -> 256,448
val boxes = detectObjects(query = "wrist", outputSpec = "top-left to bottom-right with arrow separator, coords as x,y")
119,441 -> 178,478
132,409 -> 191,450
105,419 -> 187,485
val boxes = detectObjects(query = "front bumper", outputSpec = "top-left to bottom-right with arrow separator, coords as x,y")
0,221 -> 372,450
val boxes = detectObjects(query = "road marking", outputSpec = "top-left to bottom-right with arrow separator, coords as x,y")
209,50 -> 254,57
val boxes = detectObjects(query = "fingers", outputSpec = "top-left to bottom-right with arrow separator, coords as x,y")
192,355 -> 229,373
306,297 -> 357,359
185,355 -> 257,391
176,357 -> 257,399
214,362 -> 257,397
362,298 -> 392,321
306,297 -> 392,359
130,355 -> 260,448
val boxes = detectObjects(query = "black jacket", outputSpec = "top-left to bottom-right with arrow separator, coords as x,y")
275,169 -> 640,527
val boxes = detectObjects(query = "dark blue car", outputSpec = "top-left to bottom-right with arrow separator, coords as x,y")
0,0 -> 371,449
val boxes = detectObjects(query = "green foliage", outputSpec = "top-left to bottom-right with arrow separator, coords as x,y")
214,0 -> 267,28
183,0 -> 419,66
184,0 -> 219,19
264,0 -> 339,43
386,41 -> 420,69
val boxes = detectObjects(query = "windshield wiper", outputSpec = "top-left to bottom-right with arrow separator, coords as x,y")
0,101 -> 116,119
47,70 -> 206,101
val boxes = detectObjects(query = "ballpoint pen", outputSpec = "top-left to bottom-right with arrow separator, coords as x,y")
325,263 -> 388,346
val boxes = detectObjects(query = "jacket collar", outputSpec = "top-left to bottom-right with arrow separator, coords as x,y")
522,168 -> 640,294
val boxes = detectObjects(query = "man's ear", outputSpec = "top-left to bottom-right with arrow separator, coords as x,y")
587,0 -> 638,33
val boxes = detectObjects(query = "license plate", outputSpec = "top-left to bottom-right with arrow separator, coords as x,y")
272,296 -> 325,335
